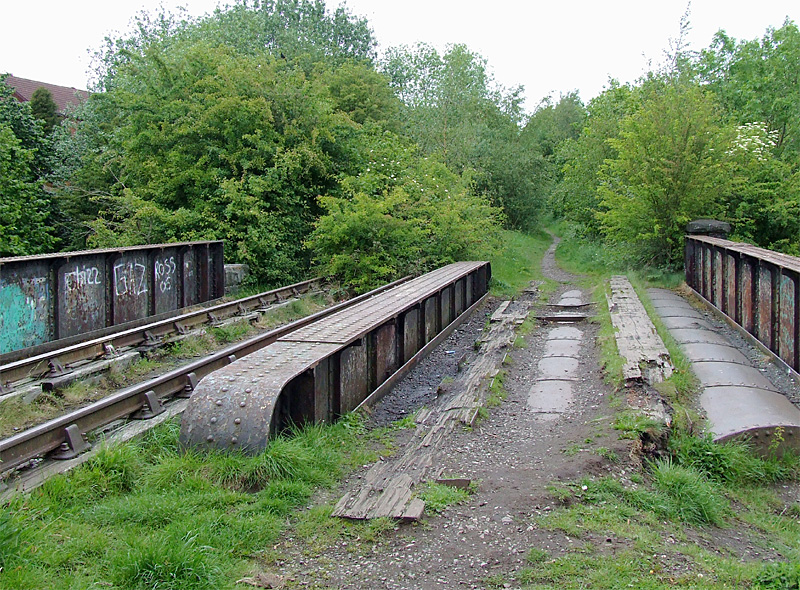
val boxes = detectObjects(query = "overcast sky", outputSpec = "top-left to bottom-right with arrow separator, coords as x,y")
3,0 -> 798,111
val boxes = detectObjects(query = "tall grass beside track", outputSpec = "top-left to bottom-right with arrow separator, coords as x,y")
0,416 -> 389,589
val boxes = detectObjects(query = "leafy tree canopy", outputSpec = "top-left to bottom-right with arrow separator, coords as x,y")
29,87 -> 60,134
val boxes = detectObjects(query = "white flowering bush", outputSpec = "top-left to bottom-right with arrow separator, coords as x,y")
725,122 -> 780,161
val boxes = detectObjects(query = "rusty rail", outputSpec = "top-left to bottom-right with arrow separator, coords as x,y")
0,277 -> 410,475
0,278 -> 323,390
685,235 -> 800,376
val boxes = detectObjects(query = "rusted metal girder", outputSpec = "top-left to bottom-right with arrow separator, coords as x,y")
0,241 -> 225,356
685,235 -> 800,377
0,277 -> 410,475
180,262 -> 491,454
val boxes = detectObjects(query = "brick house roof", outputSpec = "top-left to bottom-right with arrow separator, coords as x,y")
3,75 -> 89,114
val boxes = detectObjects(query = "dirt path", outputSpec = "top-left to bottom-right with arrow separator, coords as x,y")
273,240 -> 635,589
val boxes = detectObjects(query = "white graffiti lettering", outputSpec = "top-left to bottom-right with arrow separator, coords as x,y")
64,266 -> 101,291
113,262 -> 148,297
154,256 -> 177,293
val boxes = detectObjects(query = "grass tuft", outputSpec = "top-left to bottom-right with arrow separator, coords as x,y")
754,561 -> 800,589
648,459 -> 727,526
112,531 -> 221,590
417,481 -> 472,514
669,433 -> 800,485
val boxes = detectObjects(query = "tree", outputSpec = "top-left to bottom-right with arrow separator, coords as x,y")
697,20 -> 800,159
29,87 -> 59,134
0,76 -> 57,255
307,133 -> 503,292
597,80 -> 727,266
550,81 -> 639,235
0,125 -> 55,255
383,43 -> 544,229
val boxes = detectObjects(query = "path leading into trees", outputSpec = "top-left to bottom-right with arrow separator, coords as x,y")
267,237 -> 800,589
268,238 -> 632,589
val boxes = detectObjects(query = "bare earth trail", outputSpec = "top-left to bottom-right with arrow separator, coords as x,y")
274,239 -> 634,589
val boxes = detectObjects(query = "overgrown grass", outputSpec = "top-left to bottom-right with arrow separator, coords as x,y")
489,229 -> 556,297
417,481 -> 472,514
552,222 -> 684,289
0,413 -> 389,588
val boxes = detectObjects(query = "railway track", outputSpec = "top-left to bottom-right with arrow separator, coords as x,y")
0,278 -> 323,397
0,277 -> 410,483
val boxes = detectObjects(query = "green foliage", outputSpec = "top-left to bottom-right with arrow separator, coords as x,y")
383,43 -> 544,229
0,509 -> 27,571
698,20 -> 800,159
597,79 -> 727,267
29,87 -> 59,134
417,481 -> 471,514
553,20 -> 800,268
488,229 -> 554,296
669,433 -> 800,485
0,125 -> 56,256
111,531 -> 221,590
307,135 -> 503,292
9,413 -> 386,588
0,77 -> 57,256
755,562 -> 800,589
550,81 -> 639,237
322,61 -> 401,128
648,459 -> 728,526
197,0 -> 376,68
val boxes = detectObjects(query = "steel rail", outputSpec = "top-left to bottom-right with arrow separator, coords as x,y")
0,277 -> 410,475
0,278 -> 323,389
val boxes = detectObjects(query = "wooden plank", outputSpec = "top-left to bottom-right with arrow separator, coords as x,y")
607,276 -> 673,385
333,297 -> 530,520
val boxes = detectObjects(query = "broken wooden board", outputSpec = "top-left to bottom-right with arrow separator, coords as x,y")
332,299 -> 531,520
607,276 -> 673,385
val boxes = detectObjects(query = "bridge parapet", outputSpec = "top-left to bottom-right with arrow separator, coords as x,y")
0,241 -> 225,356
685,235 -> 800,376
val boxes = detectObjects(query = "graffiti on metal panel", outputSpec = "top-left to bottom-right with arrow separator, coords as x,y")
64,266 -> 101,291
155,256 -> 177,293
114,262 -> 148,297
0,279 -> 50,353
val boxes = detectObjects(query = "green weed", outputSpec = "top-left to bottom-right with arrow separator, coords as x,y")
613,410 -> 665,440
490,229 -> 556,297
417,482 -> 471,514
526,547 -> 549,564
754,561 -> 800,589
669,433 -> 800,485
111,531 -> 221,590
0,509 -> 27,571
594,447 -> 619,462
208,319 -> 255,344
648,459 -> 728,526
